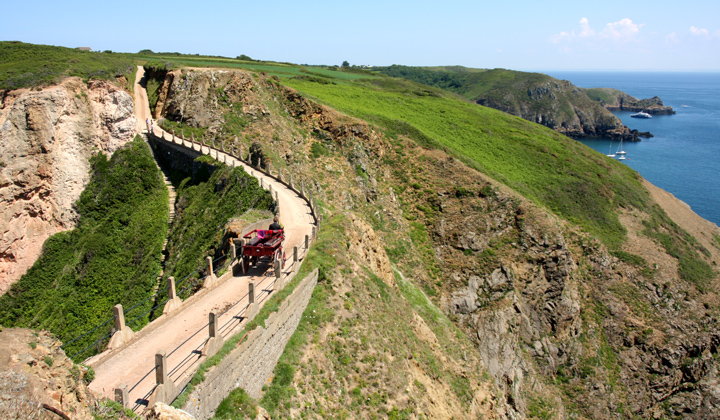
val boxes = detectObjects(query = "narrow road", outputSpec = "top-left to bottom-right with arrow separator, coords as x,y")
87,66 -> 315,409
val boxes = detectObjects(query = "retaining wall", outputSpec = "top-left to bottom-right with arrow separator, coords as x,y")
183,269 -> 319,420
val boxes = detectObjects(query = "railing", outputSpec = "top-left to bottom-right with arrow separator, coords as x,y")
63,121 -> 321,413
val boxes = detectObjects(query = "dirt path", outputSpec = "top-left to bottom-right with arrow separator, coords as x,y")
87,67 -> 315,409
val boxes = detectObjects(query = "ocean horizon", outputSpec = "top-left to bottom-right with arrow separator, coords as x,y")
544,71 -> 720,227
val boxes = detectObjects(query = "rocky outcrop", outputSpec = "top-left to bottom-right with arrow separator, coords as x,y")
0,328 -> 98,420
585,88 -> 675,115
0,78 -> 136,292
475,78 -> 645,141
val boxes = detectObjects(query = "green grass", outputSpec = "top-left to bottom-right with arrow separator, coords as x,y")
283,76 -> 648,249
153,157 -> 275,309
0,137 -> 168,361
0,41 -> 136,90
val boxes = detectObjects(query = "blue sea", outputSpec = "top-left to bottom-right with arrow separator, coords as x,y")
545,72 -> 720,227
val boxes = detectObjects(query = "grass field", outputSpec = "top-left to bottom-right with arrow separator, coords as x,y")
0,41 -> 136,90
283,75 -> 648,249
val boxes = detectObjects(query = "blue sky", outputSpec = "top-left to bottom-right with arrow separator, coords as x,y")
2,0 -> 718,71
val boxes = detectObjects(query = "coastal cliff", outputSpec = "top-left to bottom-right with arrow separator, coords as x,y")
373,66 -> 649,141
584,87 -> 676,115
0,78 -> 136,291
150,68 -> 720,418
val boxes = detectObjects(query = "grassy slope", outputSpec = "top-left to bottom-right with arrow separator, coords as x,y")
0,137 -> 168,360
0,41 -> 136,90
154,157 -> 276,308
283,75 -> 647,249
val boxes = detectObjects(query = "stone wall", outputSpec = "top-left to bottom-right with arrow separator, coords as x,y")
183,268 -> 319,420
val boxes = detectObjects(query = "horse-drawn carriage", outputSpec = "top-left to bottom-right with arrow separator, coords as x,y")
240,229 -> 285,272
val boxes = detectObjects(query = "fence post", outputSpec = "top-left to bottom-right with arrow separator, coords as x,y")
203,256 -> 217,289
155,351 -> 168,385
246,282 -> 258,320
305,234 -> 309,250
294,246 -> 298,264
274,259 -> 283,290
163,277 -> 181,315
107,304 -> 134,350
289,173 -> 293,189
260,178 -> 264,189
148,351 -> 177,406
114,383 -> 129,409
203,311 -> 224,356
312,226 -> 316,240
230,241 -> 237,261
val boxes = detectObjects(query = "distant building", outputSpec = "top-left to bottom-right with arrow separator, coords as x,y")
77,47 -> 92,51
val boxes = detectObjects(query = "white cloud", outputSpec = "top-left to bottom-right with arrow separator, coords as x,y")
550,31 -> 571,44
665,32 -> 679,45
599,18 -> 644,41
578,17 -> 595,38
689,26 -> 710,37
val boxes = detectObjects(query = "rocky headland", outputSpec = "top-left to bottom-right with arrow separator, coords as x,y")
0,78 -> 136,292
584,87 -> 676,115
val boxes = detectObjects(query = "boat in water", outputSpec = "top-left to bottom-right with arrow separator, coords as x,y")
631,111 -> 652,119
607,142 -> 616,158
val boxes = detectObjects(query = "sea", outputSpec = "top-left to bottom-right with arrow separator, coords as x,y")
544,71 -> 720,227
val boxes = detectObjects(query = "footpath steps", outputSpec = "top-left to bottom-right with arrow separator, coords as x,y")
141,132 -> 177,271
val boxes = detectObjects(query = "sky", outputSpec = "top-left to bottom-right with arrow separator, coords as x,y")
2,0 -> 719,71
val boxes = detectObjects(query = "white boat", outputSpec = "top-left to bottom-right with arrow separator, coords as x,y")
607,142 -> 616,158
616,138 -> 627,156
618,155 -> 627,160
630,111 -> 652,119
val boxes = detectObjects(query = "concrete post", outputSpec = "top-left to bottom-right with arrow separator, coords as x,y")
312,226 -> 316,239
163,277 -> 182,315
114,383 -> 129,409
275,191 -> 279,202
202,310 -> 224,356
293,246 -> 298,264
203,256 -> 217,289
172,129 -> 175,142
260,178 -> 264,189
301,181 -> 306,198
246,281 -> 258,320
269,183 -> 273,194
230,241 -> 237,261
155,351 -> 168,385
209,311 -> 218,338
113,304 -> 125,332
161,130 -> 165,140
107,304 -> 134,349
289,173 -> 293,189
168,277 -> 177,300
274,259 -> 283,291
305,234 -> 309,249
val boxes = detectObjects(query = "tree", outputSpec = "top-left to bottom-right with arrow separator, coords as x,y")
237,54 -> 253,61
342,60 -> 350,68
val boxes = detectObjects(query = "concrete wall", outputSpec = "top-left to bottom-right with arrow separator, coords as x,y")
183,269 -> 319,420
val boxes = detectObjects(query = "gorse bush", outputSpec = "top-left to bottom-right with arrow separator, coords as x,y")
0,137 -> 168,361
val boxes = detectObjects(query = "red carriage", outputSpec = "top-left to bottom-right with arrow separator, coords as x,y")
240,229 -> 285,272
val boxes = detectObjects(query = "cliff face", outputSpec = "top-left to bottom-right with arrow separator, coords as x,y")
475,77 -> 640,141
584,87 -> 676,115
0,77 -> 136,292
149,69 -> 720,418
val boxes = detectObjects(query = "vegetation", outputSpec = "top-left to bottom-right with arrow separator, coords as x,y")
0,137 -> 168,361
0,41 -> 136,90
283,74 -> 647,249
153,157 -> 275,308
212,387 -> 258,419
